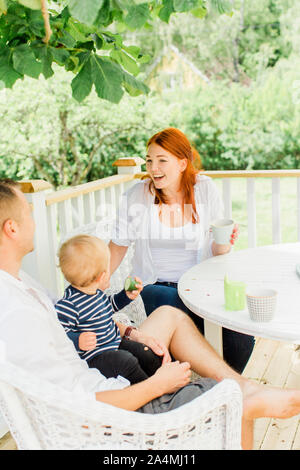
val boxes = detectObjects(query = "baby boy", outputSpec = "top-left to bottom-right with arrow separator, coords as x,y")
55,235 -> 162,384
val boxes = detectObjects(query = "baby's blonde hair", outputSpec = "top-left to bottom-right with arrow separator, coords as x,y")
58,234 -> 110,288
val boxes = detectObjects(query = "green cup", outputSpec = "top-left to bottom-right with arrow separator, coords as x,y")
124,276 -> 138,292
224,275 -> 246,311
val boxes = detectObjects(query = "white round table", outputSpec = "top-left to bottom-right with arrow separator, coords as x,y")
178,243 -> 300,356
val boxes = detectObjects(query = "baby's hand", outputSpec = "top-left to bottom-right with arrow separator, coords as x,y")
125,276 -> 143,300
79,332 -> 97,351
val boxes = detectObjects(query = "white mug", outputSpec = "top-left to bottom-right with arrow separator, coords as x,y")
210,218 -> 234,245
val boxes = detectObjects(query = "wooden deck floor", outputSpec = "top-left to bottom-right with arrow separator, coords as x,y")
0,337 -> 299,451
243,338 -> 300,450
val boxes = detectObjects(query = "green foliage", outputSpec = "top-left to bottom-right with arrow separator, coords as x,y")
0,0 -> 230,102
1,0 -> 300,188
0,66 -> 172,187
131,0 -> 293,83
0,0 -> 7,15
184,60 -> 300,170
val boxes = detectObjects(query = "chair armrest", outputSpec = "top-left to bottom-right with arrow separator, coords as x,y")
0,361 -> 243,450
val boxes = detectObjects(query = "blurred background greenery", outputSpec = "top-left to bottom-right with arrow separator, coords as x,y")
212,177 -> 299,249
1,0 -> 300,188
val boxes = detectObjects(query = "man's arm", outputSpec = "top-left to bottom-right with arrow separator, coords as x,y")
95,361 -> 191,410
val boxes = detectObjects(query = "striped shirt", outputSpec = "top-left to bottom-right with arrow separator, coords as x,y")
55,285 -> 131,362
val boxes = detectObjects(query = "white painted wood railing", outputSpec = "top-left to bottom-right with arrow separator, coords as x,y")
205,169 -> 300,247
21,166 -> 300,299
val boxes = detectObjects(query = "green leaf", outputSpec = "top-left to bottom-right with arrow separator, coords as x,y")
116,21 -> 127,33
125,3 -> 150,29
12,44 -> 42,78
0,51 -> 22,88
94,33 -> 104,49
27,9 -> 44,36
137,53 -> 151,64
18,0 -> 41,10
76,50 -> 92,67
191,4 -> 207,18
122,69 -> 149,97
210,0 -> 233,15
111,49 -> 140,76
0,0 -> 7,16
65,55 -> 79,71
57,29 -> 77,48
94,0 -> 110,26
173,0 -> 199,12
66,18 -> 91,43
122,45 -> 141,59
50,47 -> 70,65
71,58 -> 93,102
33,46 -> 54,79
158,0 -> 174,23
90,54 -> 124,103
67,0 -> 104,26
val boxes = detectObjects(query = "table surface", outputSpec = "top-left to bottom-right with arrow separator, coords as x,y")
178,243 -> 300,344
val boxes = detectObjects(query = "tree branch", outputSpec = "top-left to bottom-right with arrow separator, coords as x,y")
41,0 -> 52,44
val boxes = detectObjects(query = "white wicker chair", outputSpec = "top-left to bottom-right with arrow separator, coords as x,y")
0,361 -> 242,450
1,218 -> 240,450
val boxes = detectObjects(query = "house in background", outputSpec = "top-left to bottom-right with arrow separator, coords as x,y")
146,44 -> 210,93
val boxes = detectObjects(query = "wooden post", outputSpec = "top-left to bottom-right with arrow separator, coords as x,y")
112,157 -> 146,175
20,180 -> 58,295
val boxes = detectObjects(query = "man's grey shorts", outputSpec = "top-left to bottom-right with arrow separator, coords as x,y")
138,378 -> 217,414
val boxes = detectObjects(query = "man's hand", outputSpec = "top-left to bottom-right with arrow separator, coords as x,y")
79,332 -> 97,351
130,329 -> 171,364
125,276 -> 143,300
152,361 -> 192,395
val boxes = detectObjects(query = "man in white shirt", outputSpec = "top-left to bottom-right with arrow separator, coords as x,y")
1,179 -> 300,451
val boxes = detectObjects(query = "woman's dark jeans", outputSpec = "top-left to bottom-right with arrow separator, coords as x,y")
140,282 -> 255,374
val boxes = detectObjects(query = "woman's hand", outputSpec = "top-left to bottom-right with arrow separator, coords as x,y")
230,224 -> 239,245
212,223 -> 239,256
130,329 -> 172,364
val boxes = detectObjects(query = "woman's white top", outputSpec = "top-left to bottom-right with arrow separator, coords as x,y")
111,174 -> 224,286
149,206 -> 198,282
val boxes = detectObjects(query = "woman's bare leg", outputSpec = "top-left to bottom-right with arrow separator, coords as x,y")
140,305 -> 300,449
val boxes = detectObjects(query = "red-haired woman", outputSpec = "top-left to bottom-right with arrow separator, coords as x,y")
109,128 -> 254,373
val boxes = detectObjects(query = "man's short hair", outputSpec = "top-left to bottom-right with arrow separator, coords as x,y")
0,179 -> 22,239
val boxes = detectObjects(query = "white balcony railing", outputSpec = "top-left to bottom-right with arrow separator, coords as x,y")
21,164 -> 300,299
